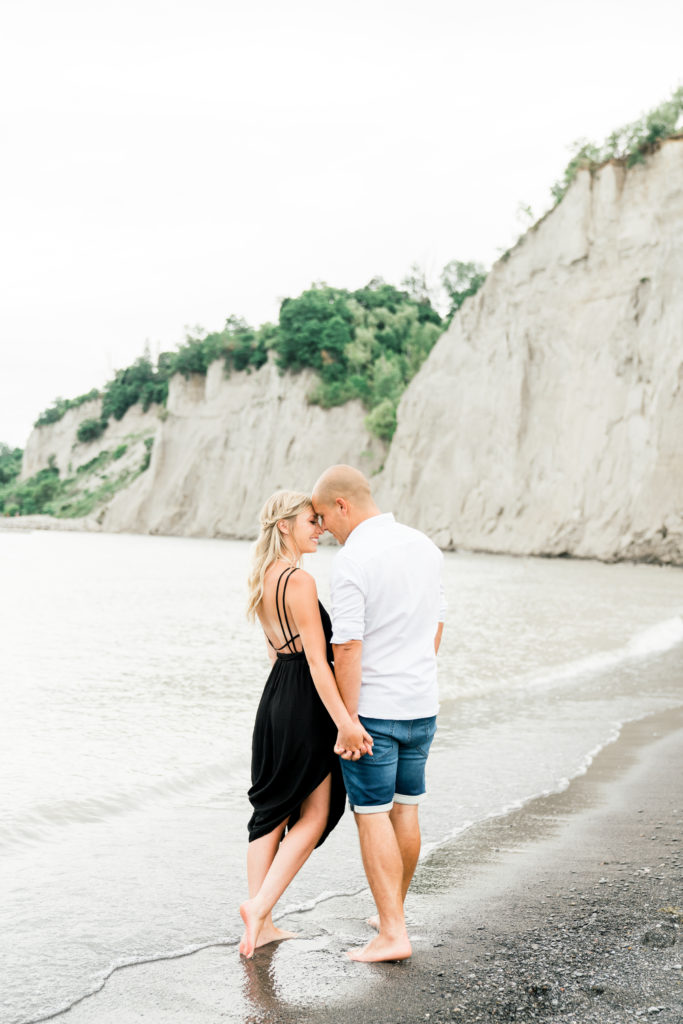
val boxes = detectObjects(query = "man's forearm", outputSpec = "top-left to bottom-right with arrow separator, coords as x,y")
332,640 -> 363,717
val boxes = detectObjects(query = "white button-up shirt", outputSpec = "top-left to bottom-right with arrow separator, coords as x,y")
330,513 -> 446,720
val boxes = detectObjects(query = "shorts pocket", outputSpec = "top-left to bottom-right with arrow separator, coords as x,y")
415,717 -> 437,757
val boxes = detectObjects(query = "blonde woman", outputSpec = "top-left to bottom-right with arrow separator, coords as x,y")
240,491 -> 372,958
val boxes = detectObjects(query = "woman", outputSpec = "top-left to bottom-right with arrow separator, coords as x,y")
239,491 -> 371,958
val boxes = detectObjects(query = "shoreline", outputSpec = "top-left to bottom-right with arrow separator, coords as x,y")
0,514 -> 97,532
49,703 -> 683,1024
3,516 -> 683,569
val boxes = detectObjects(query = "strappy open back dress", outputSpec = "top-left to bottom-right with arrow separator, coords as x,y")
247,567 -> 346,846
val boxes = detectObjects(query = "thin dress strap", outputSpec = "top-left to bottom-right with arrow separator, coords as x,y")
267,567 -> 301,653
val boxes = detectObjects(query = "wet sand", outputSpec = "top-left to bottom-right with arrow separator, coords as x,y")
50,704 -> 683,1024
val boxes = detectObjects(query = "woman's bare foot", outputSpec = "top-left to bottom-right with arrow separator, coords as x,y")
346,934 -> 412,962
255,923 -> 298,948
239,899 -> 265,957
366,914 -> 380,931
239,900 -> 298,957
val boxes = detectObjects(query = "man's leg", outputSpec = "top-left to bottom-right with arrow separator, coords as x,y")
347,810 -> 412,962
367,803 -> 421,930
390,801 -> 421,899
339,718 -> 411,961
367,716 -> 436,931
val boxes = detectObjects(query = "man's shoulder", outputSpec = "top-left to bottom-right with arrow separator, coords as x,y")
331,545 -> 364,582
345,515 -> 441,558
390,518 -> 442,555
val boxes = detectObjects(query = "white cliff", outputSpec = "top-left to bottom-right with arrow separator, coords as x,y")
376,138 -> 683,564
99,359 -> 386,537
17,359 -> 385,537
21,398 -> 158,480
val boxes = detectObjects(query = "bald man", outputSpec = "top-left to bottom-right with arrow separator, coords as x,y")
311,465 -> 445,962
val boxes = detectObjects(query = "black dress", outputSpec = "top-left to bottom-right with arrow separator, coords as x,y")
247,567 -> 346,846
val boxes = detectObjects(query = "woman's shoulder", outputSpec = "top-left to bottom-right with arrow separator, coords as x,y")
286,567 -> 318,597
262,562 -> 317,597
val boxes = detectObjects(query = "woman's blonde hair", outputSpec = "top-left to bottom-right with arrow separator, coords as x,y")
246,490 -> 313,621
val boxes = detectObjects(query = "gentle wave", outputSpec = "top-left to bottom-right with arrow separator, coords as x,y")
23,937 -> 240,1024
0,760 -> 237,853
524,615 -> 683,688
452,615 -> 683,699
626,616 -> 683,656
420,721 -> 624,859
6,617 -> 681,855
24,885 -> 371,1024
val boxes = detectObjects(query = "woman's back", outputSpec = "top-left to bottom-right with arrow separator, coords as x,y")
257,563 -> 305,654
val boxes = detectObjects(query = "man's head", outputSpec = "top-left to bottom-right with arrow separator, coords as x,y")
311,464 -> 380,544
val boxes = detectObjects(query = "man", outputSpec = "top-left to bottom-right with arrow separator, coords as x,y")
311,464 -> 445,963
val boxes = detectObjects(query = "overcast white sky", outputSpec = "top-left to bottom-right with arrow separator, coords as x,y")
1,0 -> 681,448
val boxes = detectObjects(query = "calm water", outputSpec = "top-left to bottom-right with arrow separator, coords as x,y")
1,530 -> 682,1024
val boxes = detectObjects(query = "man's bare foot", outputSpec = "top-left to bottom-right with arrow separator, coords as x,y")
366,914 -> 380,931
346,934 -> 412,962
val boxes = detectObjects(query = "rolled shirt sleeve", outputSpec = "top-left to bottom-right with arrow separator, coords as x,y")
330,554 -> 366,644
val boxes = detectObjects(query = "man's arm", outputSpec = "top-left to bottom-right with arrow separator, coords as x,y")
330,555 -> 369,758
332,639 -> 364,760
434,622 -> 444,654
332,639 -> 363,717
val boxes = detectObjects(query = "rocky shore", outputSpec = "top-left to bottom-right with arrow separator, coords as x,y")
398,744 -> 683,1024
261,708 -> 680,1024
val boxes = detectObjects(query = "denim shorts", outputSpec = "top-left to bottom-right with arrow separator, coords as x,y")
340,715 -> 437,813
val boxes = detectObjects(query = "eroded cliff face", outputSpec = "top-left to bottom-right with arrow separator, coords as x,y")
19,359 -> 385,537
21,399 -> 158,480
100,359 -> 385,537
376,139 -> 683,564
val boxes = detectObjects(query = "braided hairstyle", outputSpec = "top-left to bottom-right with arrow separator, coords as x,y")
246,490 -> 312,621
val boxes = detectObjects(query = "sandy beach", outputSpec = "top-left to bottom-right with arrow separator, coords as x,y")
41,695 -> 682,1024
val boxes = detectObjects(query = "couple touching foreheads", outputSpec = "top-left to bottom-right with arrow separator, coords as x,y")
240,464 -> 445,962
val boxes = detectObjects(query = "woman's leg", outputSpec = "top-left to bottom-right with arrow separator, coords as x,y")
239,774 -> 331,957
241,817 -> 296,950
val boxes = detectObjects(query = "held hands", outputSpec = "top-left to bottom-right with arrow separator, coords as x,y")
334,717 -> 373,761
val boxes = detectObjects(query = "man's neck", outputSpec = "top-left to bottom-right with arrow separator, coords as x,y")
347,503 -> 381,535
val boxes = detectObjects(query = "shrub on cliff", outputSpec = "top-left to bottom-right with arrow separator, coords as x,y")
551,85 -> 683,205
0,443 -> 153,518
34,389 -> 100,428
0,465 -> 61,515
0,444 -> 22,486
441,260 -> 488,321
172,317 -> 270,379
76,418 -> 107,444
